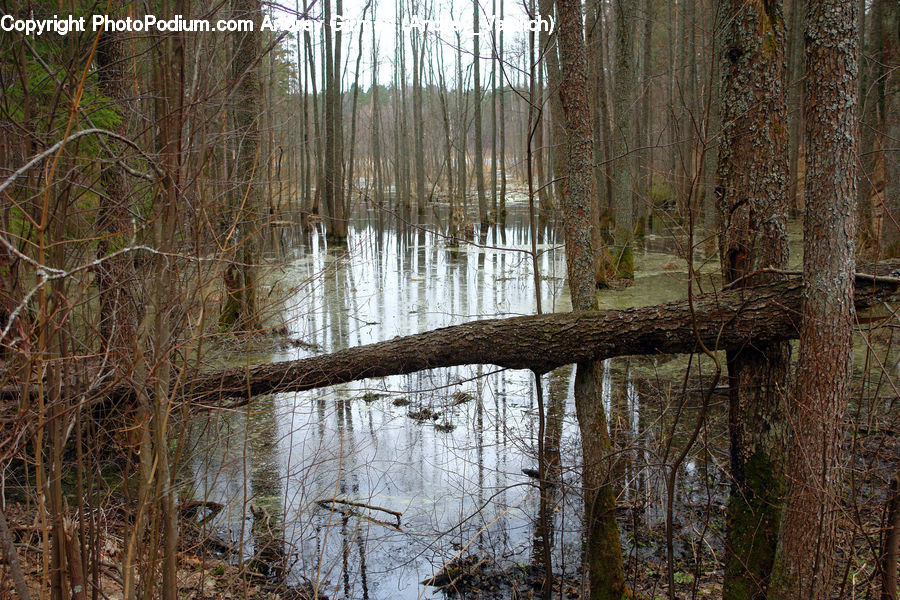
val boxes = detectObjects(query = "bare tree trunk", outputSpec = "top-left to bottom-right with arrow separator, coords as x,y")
770,1 -> 860,597
555,0 -> 625,596
304,32 -> 324,217
667,0 -> 678,180
95,27 -> 139,373
586,0 -> 611,286
456,29 -> 468,222
498,0 -> 507,236
437,63 -> 457,242
540,0 -> 565,206
412,12 -> 426,217
586,0 -> 605,233
636,0 -> 653,238
371,21 -> 384,208
474,0 -> 488,231
222,0 -> 264,329
491,0 -> 499,234
882,0 -> 900,255
612,0 -> 635,280
334,0 -> 347,234
144,3 -> 188,596
701,0 -> 721,234
715,2 -> 791,599
323,0 -> 347,241
856,0 -> 877,255
535,60 -> 550,234
786,0 -> 804,214
398,13 -> 412,221
345,0 -> 372,216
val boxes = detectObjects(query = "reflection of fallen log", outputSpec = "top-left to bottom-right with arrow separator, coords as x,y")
316,498 -> 403,529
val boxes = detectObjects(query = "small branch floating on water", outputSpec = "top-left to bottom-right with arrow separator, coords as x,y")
316,498 -> 403,529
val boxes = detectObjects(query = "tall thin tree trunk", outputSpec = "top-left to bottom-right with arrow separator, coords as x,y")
412,16 -> 426,217
334,0 -> 346,236
535,60 -> 550,234
305,32 -> 323,217
437,57 -> 458,243
456,29 -> 467,221
222,0 -> 263,328
371,20 -> 384,208
498,0 -> 507,237
324,0 -> 336,230
636,0 -> 653,238
398,12 -> 412,220
612,0 -> 636,279
345,0 -> 372,215
786,0 -> 804,213
474,0 -> 488,231
881,0 -> 899,255
149,2 -> 187,595
540,0 -> 566,207
95,27 -> 138,373
491,0 -> 499,235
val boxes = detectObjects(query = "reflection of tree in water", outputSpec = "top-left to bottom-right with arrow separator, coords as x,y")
248,395 -> 286,580
335,396 -> 371,600
532,365 -> 570,569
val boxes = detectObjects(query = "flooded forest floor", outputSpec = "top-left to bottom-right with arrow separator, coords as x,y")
3,203 -> 897,600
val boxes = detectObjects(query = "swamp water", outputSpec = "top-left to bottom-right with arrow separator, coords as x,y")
187,204 -> 736,599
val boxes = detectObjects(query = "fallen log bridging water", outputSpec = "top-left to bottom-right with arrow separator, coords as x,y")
177,266 -> 900,404
4,265 -> 899,406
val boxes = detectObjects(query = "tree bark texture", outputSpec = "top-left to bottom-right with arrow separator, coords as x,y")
222,0 -> 264,328
770,1 -> 860,598
554,0 -> 625,595
5,268 -> 898,409
611,0 -> 635,279
716,2 -> 792,598
882,0 -> 899,255
95,28 -> 140,372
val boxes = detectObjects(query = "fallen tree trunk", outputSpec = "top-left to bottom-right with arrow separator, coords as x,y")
4,267 -> 898,406
176,267 -> 899,404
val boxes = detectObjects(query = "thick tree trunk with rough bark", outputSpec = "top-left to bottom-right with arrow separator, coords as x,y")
557,0 -> 625,592
716,2 -> 791,598
770,1 -> 860,598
